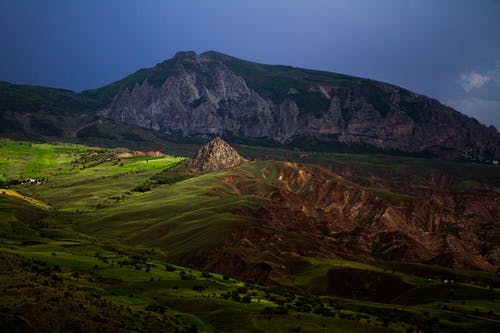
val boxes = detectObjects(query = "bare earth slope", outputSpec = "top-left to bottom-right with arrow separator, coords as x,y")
190,161 -> 500,281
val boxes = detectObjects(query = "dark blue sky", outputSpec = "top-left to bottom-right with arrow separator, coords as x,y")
1,0 -> 499,128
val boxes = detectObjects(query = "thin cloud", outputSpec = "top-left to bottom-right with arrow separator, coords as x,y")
460,71 -> 490,92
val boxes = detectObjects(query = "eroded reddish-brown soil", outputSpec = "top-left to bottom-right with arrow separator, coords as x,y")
192,161 -> 500,282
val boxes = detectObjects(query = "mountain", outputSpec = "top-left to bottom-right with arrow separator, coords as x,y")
103,51 -> 500,161
2,52 -> 500,330
1,51 -> 500,161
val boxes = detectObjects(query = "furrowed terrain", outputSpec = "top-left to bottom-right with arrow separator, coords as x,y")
1,138 -> 499,332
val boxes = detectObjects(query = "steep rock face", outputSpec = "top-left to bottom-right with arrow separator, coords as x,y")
187,137 -> 246,173
106,51 -> 275,139
104,51 -> 500,161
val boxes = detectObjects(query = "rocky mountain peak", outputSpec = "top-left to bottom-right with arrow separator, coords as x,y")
187,137 -> 246,173
173,50 -> 198,60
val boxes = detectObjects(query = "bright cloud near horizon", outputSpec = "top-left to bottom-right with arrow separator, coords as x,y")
460,71 -> 490,92
0,0 -> 499,129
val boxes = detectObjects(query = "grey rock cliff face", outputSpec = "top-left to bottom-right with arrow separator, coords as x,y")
187,137 -> 246,173
106,51 -> 273,138
104,51 -> 500,160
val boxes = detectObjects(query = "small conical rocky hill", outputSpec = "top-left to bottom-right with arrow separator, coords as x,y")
187,137 -> 246,173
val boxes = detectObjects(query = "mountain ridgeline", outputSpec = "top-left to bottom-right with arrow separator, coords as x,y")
103,51 -> 500,160
1,51 -> 499,160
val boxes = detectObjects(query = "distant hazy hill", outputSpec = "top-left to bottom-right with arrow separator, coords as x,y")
1,51 -> 499,160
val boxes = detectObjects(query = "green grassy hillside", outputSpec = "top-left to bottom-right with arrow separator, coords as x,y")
1,139 -> 499,332
0,139 -> 91,182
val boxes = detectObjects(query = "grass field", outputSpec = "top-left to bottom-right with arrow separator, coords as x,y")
1,138 -> 499,332
0,139 -> 92,182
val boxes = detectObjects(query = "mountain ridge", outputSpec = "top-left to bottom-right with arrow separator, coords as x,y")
101,50 -> 500,161
1,51 -> 499,161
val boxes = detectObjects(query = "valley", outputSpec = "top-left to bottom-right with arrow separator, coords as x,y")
0,138 -> 499,332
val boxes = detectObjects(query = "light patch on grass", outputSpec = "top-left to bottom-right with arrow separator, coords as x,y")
0,188 -> 51,209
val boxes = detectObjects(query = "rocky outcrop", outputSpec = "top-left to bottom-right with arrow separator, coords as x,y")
187,137 -> 246,173
201,161 -> 500,276
104,51 -> 500,161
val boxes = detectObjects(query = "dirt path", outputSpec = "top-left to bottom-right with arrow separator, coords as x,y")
69,120 -> 98,138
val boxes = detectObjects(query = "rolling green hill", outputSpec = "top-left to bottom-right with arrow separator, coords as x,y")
1,139 -> 499,332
